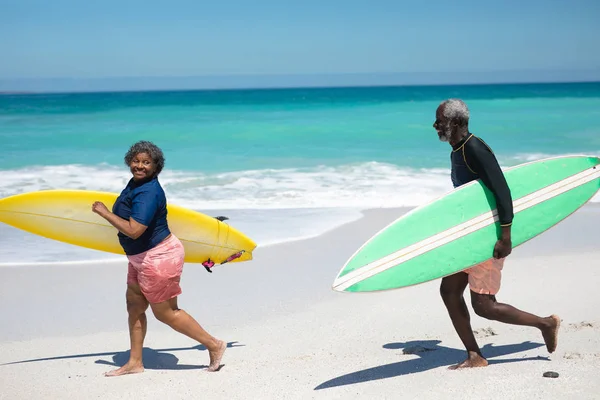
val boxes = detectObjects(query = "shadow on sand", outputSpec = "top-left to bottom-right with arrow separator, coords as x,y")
1,341 -> 244,372
315,339 -> 548,390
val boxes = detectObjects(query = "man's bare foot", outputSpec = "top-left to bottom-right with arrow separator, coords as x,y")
448,351 -> 488,370
541,314 -> 561,353
207,340 -> 226,372
104,362 -> 144,377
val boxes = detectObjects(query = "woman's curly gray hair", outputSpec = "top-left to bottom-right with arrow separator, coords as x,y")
124,140 -> 165,175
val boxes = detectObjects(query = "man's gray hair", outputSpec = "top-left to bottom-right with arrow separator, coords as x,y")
440,98 -> 469,126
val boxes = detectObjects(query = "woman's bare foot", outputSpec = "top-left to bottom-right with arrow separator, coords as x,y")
448,351 -> 488,370
104,362 -> 145,377
207,340 -> 226,372
541,314 -> 561,353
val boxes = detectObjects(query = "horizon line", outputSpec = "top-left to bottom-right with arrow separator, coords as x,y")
1,69 -> 599,95
1,80 -> 600,96
4,67 -> 600,79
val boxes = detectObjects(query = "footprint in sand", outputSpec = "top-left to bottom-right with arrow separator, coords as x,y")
563,352 -> 583,360
566,321 -> 596,332
474,327 -> 498,338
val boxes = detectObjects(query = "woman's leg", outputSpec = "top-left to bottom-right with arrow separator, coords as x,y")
105,284 -> 149,377
151,297 -> 226,371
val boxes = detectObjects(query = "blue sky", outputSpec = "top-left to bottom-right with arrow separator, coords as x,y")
1,0 -> 599,91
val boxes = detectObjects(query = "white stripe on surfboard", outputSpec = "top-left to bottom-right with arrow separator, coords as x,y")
333,166 -> 600,291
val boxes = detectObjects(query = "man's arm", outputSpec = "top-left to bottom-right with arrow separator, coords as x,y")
464,138 -> 513,257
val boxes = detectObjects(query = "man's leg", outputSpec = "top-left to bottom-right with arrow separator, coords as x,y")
470,293 -> 560,353
440,272 -> 489,369
467,257 -> 560,354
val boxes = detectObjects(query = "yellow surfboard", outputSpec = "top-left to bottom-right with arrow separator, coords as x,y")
0,190 -> 257,265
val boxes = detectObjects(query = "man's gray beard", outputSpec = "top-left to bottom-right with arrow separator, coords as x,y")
439,129 -> 451,142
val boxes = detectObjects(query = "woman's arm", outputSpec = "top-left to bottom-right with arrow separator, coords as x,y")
92,202 -> 148,239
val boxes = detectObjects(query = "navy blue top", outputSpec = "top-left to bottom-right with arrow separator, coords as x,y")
450,133 -> 514,226
112,176 -> 171,255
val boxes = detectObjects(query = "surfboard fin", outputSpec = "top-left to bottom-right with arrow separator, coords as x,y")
202,259 -> 215,273
215,216 -> 229,221
201,250 -> 245,273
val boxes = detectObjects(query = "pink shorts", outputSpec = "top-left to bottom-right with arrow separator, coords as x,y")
126,234 -> 185,304
464,257 -> 505,295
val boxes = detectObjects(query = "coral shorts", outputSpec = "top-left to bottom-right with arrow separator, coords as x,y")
126,234 -> 185,304
464,257 -> 505,296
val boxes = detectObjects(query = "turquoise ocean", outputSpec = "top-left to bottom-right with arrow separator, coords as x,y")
1,82 -> 599,263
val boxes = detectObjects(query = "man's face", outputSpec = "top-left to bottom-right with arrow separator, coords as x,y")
433,105 -> 452,142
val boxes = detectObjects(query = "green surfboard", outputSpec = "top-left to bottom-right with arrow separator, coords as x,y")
332,155 -> 600,293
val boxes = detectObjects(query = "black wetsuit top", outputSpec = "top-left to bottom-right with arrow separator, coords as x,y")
450,133 -> 513,226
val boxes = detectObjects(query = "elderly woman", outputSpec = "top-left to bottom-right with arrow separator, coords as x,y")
92,140 -> 226,377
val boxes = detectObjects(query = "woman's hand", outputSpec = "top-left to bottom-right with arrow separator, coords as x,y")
92,201 -> 148,239
92,201 -> 110,217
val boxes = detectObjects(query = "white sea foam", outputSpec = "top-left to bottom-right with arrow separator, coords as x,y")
508,152 -> 600,163
1,159 -> 598,264
2,158 -> 598,210
0,162 -> 451,264
0,162 -> 456,209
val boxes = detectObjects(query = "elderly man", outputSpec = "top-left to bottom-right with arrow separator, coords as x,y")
433,98 -> 560,369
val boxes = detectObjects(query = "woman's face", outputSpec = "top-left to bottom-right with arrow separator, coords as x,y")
129,152 -> 156,181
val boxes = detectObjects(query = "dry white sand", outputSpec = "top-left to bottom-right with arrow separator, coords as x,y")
1,206 -> 599,399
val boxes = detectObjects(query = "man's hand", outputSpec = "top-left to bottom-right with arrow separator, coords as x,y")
493,224 -> 512,259
493,237 -> 512,259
